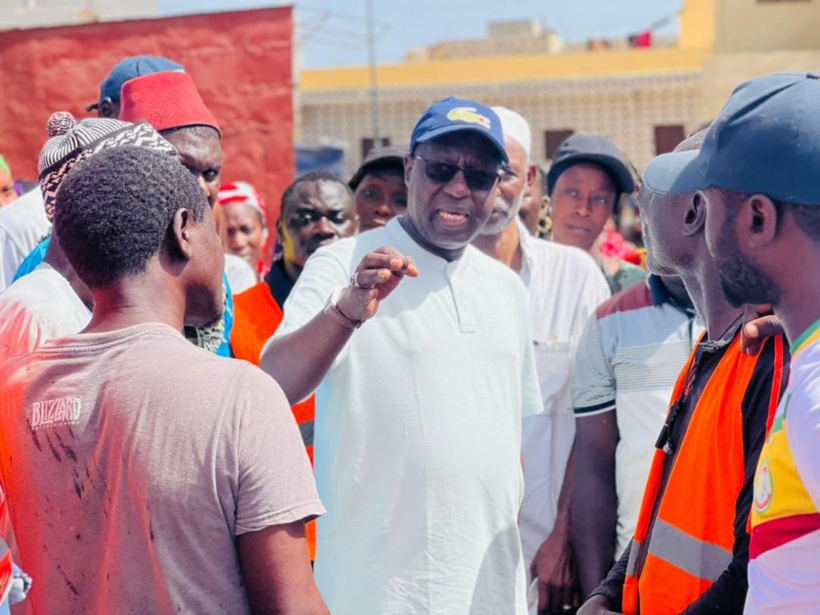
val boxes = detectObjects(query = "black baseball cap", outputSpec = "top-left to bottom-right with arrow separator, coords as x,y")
349,146 -> 408,190
644,72 -> 820,204
546,134 -> 635,197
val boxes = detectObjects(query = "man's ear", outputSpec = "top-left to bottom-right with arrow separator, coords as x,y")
404,155 -> 415,186
275,216 -> 284,242
745,194 -> 779,249
525,163 -> 538,190
98,98 -> 116,119
682,192 -> 707,236
171,208 -> 195,261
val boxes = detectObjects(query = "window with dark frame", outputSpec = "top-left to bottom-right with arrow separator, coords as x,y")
361,137 -> 391,159
654,125 -> 686,155
544,129 -> 575,160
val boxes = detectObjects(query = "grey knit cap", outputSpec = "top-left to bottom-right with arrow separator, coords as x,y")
38,111 -> 176,221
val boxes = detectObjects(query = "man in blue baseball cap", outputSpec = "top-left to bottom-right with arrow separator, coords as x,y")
86,55 -> 184,118
684,71 -> 820,614
261,97 -> 541,614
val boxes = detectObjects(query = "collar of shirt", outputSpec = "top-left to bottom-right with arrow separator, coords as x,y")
647,274 -> 697,318
387,217 -> 474,275
265,258 -> 294,309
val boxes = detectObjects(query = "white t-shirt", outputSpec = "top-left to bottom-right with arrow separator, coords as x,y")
0,190 -> 50,292
0,262 -> 91,366
224,253 -> 258,294
745,324 -> 820,614
276,218 -> 542,615
516,223 -> 611,572
573,277 -> 701,557
0,323 -> 323,614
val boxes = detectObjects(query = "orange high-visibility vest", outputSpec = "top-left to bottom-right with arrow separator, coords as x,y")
231,282 -> 317,558
623,332 -> 784,615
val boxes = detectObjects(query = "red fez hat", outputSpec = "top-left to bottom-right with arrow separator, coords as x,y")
119,71 -> 221,136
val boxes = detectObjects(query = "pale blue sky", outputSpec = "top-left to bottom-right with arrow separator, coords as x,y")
159,0 -> 682,68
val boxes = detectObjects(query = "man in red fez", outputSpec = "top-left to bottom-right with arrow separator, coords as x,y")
119,71 -> 223,207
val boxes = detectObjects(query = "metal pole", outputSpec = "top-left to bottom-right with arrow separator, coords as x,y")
365,0 -> 381,146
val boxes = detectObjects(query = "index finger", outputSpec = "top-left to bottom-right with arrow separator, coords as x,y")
361,248 -> 419,277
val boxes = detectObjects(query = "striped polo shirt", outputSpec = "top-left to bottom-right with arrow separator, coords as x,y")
573,275 -> 702,556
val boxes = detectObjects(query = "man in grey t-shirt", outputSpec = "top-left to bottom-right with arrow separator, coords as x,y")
0,147 -> 327,614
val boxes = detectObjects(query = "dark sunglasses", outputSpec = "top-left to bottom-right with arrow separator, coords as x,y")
415,156 -> 501,192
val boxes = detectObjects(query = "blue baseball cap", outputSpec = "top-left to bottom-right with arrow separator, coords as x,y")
699,72 -> 820,203
644,72 -> 820,204
87,55 -> 185,110
410,97 -> 508,164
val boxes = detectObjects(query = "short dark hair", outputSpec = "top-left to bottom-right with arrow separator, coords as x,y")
718,187 -> 820,243
54,145 -> 208,288
280,171 -> 353,216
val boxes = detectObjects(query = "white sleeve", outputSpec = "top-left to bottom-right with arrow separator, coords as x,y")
275,247 -> 351,339
519,284 -> 544,419
786,370 -> 820,508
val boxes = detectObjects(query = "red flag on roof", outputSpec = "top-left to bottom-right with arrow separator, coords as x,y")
628,30 -> 653,48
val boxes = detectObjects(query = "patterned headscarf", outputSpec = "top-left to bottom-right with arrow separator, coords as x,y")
38,112 -> 175,221
217,181 -> 266,225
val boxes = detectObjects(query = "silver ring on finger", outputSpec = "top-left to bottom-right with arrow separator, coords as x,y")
350,271 -> 364,289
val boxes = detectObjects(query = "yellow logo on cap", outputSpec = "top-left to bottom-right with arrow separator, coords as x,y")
446,107 -> 491,129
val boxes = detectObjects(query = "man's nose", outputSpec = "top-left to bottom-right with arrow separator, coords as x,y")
443,169 -> 471,198
314,215 -> 336,236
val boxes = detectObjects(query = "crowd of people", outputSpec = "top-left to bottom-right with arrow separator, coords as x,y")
0,54 -> 818,615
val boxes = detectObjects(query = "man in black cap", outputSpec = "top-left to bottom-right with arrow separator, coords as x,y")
348,146 -> 408,232
578,121 -> 789,614
547,134 -> 644,294
695,71 -> 820,614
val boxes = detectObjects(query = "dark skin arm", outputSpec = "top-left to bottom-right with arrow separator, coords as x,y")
260,247 -> 418,404
531,447 -> 578,614
238,520 -> 329,615
571,412 -> 619,599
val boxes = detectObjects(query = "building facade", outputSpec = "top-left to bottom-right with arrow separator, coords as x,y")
298,0 -> 820,177
0,0 -> 157,31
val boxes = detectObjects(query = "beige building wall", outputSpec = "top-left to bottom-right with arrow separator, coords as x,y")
299,0 -> 820,178
702,50 -> 820,118
302,74 -> 704,177
715,0 -> 820,54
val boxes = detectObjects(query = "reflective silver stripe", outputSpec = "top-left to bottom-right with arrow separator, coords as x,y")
647,519 -> 732,582
299,420 -> 314,447
626,540 -> 642,576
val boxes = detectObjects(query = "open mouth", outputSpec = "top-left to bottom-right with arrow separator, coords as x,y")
437,209 -> 469,227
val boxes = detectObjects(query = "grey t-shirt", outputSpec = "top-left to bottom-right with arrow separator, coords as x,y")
0,323 -> 323,614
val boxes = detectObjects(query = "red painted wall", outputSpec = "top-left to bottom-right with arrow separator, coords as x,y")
0,6 -> 293,236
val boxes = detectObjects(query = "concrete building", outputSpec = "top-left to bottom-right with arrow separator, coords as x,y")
298,0 -> 820,177
0,0 -> 157,31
